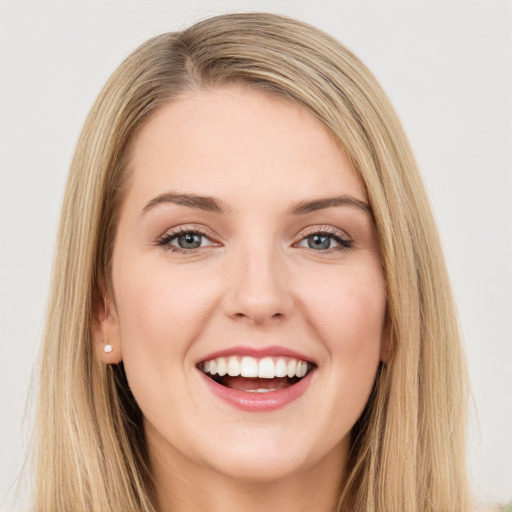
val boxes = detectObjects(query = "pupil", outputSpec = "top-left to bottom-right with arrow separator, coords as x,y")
308,234 -> 330,250
179,233 -> 201,249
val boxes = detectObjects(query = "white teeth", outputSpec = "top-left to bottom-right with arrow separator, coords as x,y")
286,359 -> 297,378
296,360 -> 307,378
201,355 -> 311,379
240,356 -> 259,377
275,358 -> 287,378
217,357 -> 227,377
227,356 -> 241,377
246,388 -> 279,393
258,357 -> 275,379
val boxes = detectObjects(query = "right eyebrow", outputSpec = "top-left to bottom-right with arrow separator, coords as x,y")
141,193 -> 230,216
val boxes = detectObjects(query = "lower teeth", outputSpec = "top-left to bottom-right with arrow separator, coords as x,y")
245,388 -> 279,393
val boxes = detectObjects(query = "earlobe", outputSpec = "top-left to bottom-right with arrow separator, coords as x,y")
97,331 -> 122,363
91,277 -> 123,364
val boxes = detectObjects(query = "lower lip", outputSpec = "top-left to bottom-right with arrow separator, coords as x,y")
198,370 -> 314,412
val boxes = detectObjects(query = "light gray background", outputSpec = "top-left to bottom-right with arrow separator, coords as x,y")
1,0 -> 511,509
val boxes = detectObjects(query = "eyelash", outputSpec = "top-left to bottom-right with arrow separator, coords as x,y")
155,227 -> 218,254
295,226 -> 353,252
155,226 -> 353,254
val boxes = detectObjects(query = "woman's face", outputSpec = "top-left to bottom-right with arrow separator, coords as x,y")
101,85 -> 387,483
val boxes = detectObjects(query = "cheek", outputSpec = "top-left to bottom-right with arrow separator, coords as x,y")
111,260 -> 221,427
302,264 -> 386,383
321,278 -> 385,427
309,271 -> 386,343
112,258 -> 220,366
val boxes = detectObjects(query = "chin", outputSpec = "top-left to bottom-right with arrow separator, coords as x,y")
197,430 -> 346,484
208,451 -> 311,483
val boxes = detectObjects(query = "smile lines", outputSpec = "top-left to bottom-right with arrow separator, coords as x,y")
200,356 -> 310,379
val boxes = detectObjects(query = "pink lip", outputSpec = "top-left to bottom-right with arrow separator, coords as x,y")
198,367 -> 315,412
198,345 -> 315,364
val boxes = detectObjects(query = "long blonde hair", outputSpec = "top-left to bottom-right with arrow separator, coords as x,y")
35,12 -> 470,511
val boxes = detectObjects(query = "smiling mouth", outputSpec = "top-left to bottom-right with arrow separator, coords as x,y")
198,355 -> 315,393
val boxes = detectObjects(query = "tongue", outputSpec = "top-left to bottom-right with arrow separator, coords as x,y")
221,376 -> 291,391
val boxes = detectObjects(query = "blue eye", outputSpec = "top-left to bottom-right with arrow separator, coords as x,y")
157,230 -> 214,252
298,231 -> 352,251
306,234 -> 332,250
176,232 -> 203,249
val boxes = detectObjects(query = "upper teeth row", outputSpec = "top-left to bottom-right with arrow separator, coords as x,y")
201,356 -> 309,379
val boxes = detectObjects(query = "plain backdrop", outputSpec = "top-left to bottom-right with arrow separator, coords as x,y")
1,0 -> 511,509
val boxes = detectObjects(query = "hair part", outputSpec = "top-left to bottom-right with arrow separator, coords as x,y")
35,12 -> 470,511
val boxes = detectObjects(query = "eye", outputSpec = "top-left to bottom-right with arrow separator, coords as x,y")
156,229 -> 217,252
296,230 -> 352,251
175,232 -> 205,249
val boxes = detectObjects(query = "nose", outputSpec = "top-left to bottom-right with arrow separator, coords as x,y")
222,244 -> 293,325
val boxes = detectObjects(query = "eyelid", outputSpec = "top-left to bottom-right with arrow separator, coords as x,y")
155,224 -> 221,250
154,223 -> 353,253
160,223 -> 219,238
293,225 -> 354,252
297,225 -> 352,241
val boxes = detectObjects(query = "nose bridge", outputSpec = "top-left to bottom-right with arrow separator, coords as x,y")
224,235 -> 291,323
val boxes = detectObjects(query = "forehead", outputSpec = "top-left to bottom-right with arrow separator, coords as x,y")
125,85 -> 366,207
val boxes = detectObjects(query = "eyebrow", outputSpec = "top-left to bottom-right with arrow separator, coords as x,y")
287,195 -> 372,216
141,192 -> 372,217
142,193 -> 229,215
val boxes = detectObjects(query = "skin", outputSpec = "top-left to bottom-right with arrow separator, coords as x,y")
94,85 -> 388,512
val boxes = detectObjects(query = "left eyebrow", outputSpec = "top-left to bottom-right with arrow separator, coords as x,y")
287,195 -> 372,216
141,192 -> 231,215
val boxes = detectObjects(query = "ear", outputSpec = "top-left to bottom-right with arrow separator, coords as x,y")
91,274 -> 123,364
379,309 -> 391,365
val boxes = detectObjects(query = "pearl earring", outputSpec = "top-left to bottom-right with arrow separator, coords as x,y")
103,296 -> 113,353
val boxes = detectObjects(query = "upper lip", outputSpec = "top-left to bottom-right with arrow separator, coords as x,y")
197,345 -> 316,365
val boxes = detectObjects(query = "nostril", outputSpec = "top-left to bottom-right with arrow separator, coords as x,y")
230,313 -> 286,327
232,311 -> 285,322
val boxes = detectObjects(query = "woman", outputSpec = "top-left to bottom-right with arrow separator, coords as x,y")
34,12 -> 471,512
